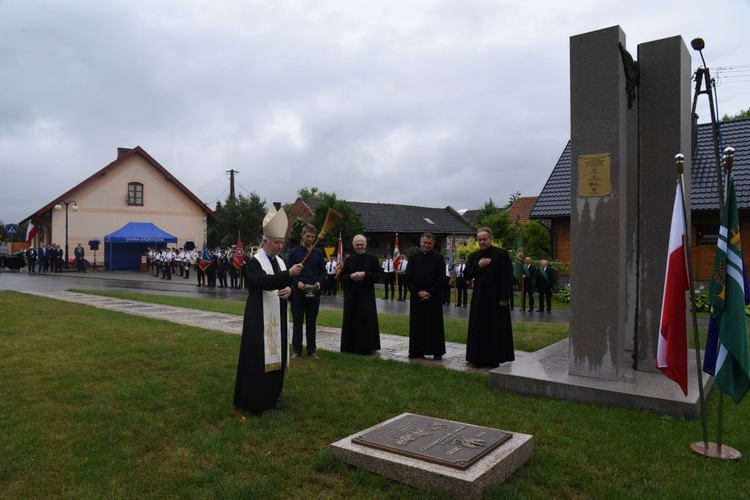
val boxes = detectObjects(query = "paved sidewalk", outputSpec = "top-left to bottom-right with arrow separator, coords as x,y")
23,291 -> 525,374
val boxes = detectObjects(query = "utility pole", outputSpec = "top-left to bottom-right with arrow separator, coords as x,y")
227,169 -> 239,201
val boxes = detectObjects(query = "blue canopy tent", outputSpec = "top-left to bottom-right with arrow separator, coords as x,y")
104,222 -> 178,270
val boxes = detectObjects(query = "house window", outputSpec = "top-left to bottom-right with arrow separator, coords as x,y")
696,225 -> 719,246
128,182 -> 144,206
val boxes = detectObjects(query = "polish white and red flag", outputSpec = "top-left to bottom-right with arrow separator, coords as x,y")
25,222 -> 38,243
657,182 -> 690,395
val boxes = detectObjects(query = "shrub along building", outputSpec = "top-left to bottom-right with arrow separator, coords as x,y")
287,198 -> 476,258
530,117 -> 750,281
21,146 -> 217,270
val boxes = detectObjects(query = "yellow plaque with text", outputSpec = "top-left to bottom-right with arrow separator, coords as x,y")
578,153 -> 611,197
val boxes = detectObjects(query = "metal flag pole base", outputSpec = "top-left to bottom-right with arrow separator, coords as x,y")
690,441 -> 742,460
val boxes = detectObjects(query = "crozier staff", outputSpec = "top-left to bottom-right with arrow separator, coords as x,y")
233,204 -> 303,415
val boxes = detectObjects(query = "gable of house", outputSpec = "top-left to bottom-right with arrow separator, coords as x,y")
22,146 -> 216,251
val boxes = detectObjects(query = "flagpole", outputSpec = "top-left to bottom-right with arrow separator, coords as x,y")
689,148 -> 741,460
716,148 -> 735,457
675,154 -> 709,449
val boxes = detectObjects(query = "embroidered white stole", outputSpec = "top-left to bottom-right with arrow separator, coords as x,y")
255,249 -> 287,372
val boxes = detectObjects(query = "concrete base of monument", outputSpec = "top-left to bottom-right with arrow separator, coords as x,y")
330,413 -> 533,499
489,339 -> 713,418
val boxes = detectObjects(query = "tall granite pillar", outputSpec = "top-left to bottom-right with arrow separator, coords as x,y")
569,26 -> 637,380
635,36 -> 692,372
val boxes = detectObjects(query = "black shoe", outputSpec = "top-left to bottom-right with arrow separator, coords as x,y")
536,309 -> 543,312
408,354 -> 424,359
434,355 -> 443,361
547,310 -> 551,313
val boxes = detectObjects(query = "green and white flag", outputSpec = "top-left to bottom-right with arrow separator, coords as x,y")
513,232 -> 524,282
708,175 -> 750,404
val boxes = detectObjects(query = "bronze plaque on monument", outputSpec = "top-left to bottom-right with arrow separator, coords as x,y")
351,414 -> 512,470
578,153 -> 611,197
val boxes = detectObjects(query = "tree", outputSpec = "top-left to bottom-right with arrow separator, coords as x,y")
521,221 -> 551,259
479,211 -> 518,249
503,191 -> 522,210
474,198 -> 501,226
214,192 -> 267,248
721,107 -> 750,121
288,187 -> 363,251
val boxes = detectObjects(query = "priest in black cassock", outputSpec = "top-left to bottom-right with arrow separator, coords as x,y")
339,234 -> 383,355
464,227 -> 515,367
233,204 -> 303,415
404,232 -> 446,360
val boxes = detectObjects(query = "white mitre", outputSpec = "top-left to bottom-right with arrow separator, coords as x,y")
263,205 -> 288,238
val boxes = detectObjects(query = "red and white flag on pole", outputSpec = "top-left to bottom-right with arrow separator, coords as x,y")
233,233 -> 244,269
336,233 -> 344,272
393,233 -> 401,269
656,182 -> 690,395
25,222 -> 38,243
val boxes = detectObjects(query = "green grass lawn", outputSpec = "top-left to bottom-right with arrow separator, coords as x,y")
2,291 -> 748,499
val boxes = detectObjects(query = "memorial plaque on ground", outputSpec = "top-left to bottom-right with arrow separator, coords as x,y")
351,413 -> 512,470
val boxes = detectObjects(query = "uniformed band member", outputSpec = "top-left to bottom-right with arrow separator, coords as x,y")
381,254 -> 395,300
325,256 -> 338,296
454,257 -> 468,307
234,204 -> 303,414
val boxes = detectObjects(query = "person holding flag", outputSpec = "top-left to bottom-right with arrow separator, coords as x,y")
231,234 -> 244,289
513,233 -> 524,311
196,244 -> 211,287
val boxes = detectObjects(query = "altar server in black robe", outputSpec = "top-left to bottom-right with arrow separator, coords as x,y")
339,234 -> 383,355
234,204 -> 302,415
404,232 -> 446,360
464,227 -> 515,367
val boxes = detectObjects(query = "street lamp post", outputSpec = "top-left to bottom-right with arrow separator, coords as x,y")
54,200 -> 79,269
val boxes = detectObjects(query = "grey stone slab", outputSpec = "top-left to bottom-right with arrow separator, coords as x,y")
569,25 -> 634,381
488,339 -> 712,418
636,35 -> 692,372
331,412 -> 533,498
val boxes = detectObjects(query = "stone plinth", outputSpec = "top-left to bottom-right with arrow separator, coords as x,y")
330,413 -> 533,498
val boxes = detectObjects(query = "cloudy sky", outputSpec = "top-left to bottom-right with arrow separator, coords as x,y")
1,0 -> 748,225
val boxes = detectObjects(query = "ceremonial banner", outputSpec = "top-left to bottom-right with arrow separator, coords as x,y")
513,232 -> 524,282
706,176 -> 750,404
199,245 -> 211,272
233,233 -> 244,269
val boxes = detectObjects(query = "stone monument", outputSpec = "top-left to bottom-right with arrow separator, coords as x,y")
490,26 -> 709,417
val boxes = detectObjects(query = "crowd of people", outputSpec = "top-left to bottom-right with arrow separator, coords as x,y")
1,216 -> 553,419
232,205 -> 552,416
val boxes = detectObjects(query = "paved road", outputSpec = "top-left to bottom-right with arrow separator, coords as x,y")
0,267 -> 571,323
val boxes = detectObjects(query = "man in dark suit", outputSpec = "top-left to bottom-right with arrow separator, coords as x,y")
535,259 -> 555,313
38,244 -> 47,273
25,247 -> 37,273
